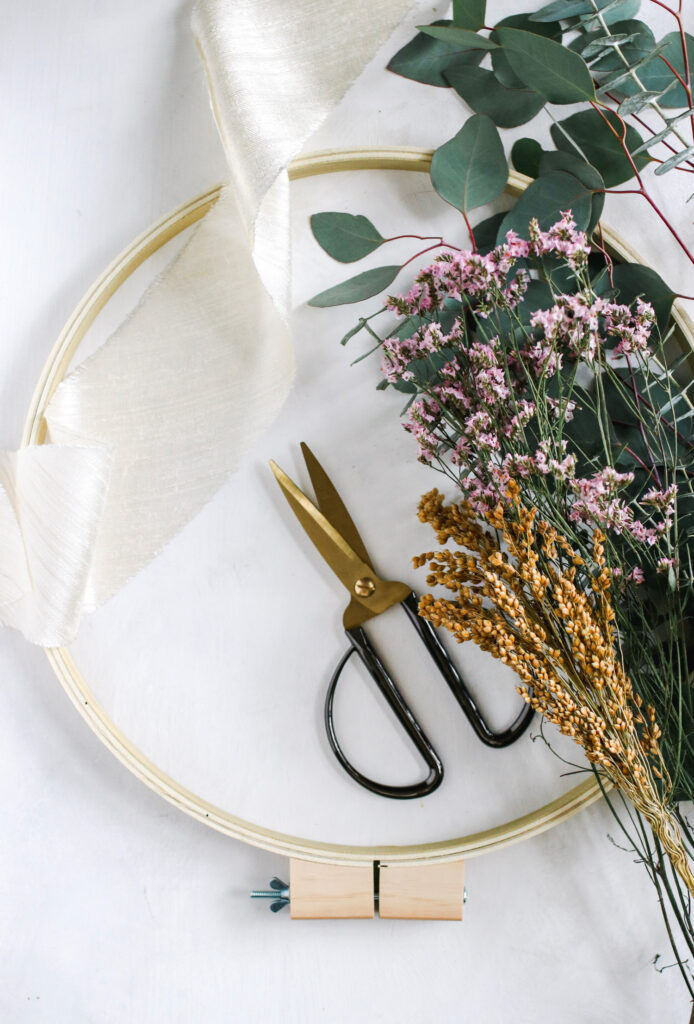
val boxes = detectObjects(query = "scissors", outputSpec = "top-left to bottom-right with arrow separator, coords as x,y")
270,443 -> 534,800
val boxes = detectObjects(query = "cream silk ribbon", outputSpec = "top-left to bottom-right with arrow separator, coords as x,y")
5,0 -> 415,645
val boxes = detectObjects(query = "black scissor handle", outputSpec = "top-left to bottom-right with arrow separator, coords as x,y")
324,625 -> 444,800
400,592 -> 535,747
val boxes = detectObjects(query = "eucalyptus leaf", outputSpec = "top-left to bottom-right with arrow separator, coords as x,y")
575,19 -> 653,98
530,0 -> 594,21
581,32 -> 638,60
578,0 -> 641,30
387,21 -> 485,86
340,319 -> 370,346
308,265 -> 401,308
538,150 -> 605,231
638,32 -> 694,107
445,63 -> 546,127
551,108 -> 648,186
531,0 -> 640,24
630,107 -> 694,154
490,14 -> 562,89
655,145 -> 694,176
310,212 -> 384,263
430,115 -> 507,214
516,279 -> 555,321
618,89 -> 664,114
596,36 -> 672,93
453,0 -> 486,30
417,25 -> 497,49
495,27 -> 596,103
512,138 -> 543,178
495,170 -> 593,242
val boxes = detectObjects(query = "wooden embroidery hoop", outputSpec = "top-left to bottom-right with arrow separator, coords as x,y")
23,147 -> 686,868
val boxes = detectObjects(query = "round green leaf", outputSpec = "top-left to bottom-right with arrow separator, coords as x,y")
430,115 -> 507,214
512,138 -> 543,178
387,21 -> 485,86
417,25 -> 498,49
308,266 -> 401,308
445,64 -> 546,128
453,0 -> 486,30
495,170 -> 593,242
490,14 -> 562,89
310,212 -> 384,263
537,150 -> 604,230
496,27 -> 596,103
551,108 -> 648,186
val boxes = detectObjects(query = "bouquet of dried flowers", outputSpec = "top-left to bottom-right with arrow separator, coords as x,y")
312,210 -> 694,997
306,0 -> 694,1001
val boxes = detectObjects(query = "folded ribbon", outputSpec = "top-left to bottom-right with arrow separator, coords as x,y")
7,0 -> 414,645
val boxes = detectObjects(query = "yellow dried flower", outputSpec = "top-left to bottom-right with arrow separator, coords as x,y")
415,488 -> 694,895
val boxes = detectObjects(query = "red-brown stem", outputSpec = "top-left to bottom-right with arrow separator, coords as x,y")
624,444 -> 661,479
387,233 -> 449,245
594,223 -> 615,288
592,102 -> 694,266
646,0 -> 694,142
638,188 -> 694,265
604,91 -> 694,173
659,53 -> 690,94
400,242 -> 452,270
646,0 -> 677,17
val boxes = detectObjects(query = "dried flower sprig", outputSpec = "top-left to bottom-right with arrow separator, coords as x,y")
360,213 -> 694,812
415,483 -> 694,898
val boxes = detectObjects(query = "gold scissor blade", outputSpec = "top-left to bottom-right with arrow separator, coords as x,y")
300,442 -> 373,570
270,459 -> 409,618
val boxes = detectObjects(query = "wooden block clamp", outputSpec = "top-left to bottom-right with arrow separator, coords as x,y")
251,859 -> 466,920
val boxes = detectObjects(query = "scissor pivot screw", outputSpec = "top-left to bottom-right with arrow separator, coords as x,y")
354,576 -> 376,598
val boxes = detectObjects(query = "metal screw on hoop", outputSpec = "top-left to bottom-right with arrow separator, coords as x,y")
250,877 -> 290,912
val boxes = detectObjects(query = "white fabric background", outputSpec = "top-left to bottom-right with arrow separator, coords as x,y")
0,0 -> 691,1020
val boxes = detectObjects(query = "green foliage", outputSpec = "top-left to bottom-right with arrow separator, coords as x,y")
445,64 -> 546,128
576,0 -> 641,30
387,21 -> 485,87
495,27 -> 596,103
490,14 -> 562,89
580,18 -> 654,96
452,0 -> 486,30
310,213 -> 384,263
637,31 -> 694,108
530,0 -> 640,23
551,108 -> 649,186
417,25 -> 497,49
430,116 -> 507,214
496,170 -> 593,241
529,0 -> 598,21
308,266 -> 401,307
467,213 -> 504,255
537,150 -> 605,230
511,138 -> 543,178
